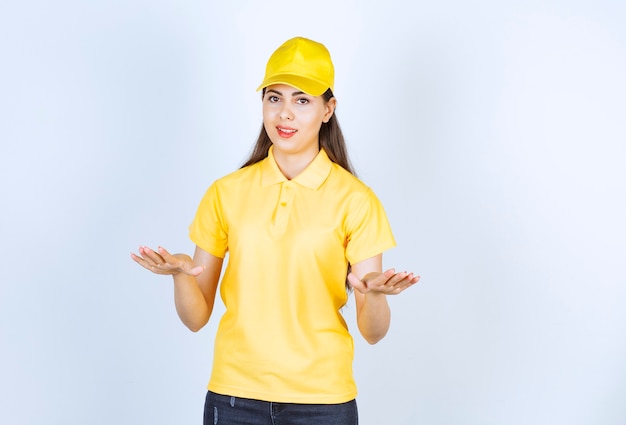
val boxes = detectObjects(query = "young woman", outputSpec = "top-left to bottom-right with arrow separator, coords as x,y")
132,36 -> 419,425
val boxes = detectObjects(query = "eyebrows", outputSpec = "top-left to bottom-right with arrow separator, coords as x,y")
265,88 -> 308,97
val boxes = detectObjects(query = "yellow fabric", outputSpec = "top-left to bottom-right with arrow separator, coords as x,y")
189,147 -> 396,403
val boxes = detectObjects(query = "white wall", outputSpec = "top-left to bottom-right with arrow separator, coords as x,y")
1,1 -> 625,424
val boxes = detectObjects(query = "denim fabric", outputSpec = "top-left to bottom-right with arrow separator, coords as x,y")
204,391 -> 358,425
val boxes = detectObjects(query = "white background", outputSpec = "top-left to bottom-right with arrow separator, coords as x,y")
1,1 -> 625,424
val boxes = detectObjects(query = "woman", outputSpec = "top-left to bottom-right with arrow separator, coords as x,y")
132,36 -> 419,425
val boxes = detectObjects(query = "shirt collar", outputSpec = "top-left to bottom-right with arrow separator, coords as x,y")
260,146 -> 333,189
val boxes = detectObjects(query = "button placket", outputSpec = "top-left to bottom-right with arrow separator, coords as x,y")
272,183 -> 295,235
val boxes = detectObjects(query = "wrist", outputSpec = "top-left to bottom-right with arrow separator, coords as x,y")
364,291 -> 387,301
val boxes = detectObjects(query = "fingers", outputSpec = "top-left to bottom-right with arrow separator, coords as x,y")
155,246 -> 175,262
131,246 -> 162,274
362,269 -> 420,295
131,246 -> 201,277
141,246 -> 165,264
131,246 -> 178,275
137,246 -> 168,267
359,269 -> 394,289
385,272 -> 420,294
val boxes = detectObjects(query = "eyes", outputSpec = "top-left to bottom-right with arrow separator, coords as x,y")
266,95 -> 311,105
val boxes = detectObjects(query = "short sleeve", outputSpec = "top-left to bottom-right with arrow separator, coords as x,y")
344,188 -> 396,264
189,182 -> 228,258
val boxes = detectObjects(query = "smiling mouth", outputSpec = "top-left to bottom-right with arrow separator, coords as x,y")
277,127 -> 297,138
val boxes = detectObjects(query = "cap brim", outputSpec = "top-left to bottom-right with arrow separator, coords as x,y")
256,74 -> 329,96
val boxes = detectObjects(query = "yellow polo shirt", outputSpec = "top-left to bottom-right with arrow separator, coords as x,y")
189,147 -> 396,403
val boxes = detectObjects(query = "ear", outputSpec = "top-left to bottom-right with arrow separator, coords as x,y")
322,97 -> 337,123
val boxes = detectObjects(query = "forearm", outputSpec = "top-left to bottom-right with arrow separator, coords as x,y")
350,255 -> 419,344
356,292 -> 391,344
172,272 -> 213,332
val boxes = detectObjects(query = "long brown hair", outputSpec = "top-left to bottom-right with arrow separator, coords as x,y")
241,89 -> 356,176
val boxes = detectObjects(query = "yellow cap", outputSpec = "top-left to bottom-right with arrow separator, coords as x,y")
257,37 -> 334,96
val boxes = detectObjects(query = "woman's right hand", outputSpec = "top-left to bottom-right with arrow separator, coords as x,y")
131,246 -> 205,277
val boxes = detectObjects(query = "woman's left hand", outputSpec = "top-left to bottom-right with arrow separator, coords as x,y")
347,268 -> 419,295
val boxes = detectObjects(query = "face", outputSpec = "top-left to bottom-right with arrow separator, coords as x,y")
262,84 -> 336,159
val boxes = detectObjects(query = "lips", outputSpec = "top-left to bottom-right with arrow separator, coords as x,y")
277,126 -> 297,138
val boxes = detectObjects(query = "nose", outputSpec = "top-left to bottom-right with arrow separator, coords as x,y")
279,103 -> 293,120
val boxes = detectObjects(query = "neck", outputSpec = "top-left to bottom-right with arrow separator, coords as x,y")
272,147 -> 320,179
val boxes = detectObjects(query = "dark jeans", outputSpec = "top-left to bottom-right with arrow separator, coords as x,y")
204,391 -> 358,425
